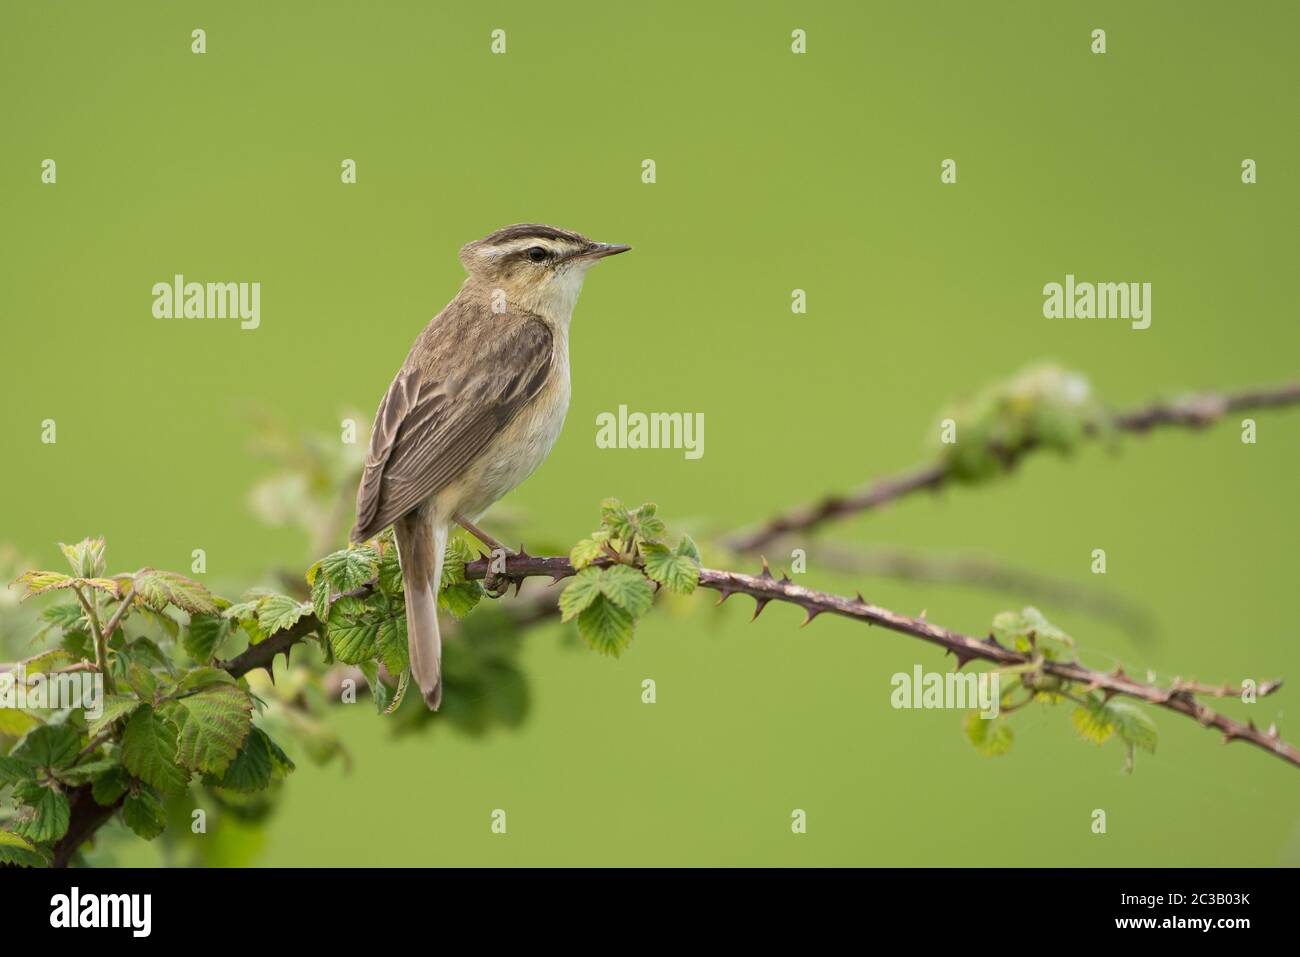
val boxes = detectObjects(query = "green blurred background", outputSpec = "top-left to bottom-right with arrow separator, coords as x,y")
2,1 -> 1297,865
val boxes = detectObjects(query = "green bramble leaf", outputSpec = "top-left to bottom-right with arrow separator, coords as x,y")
265,731 -> 296,777
13,781 -> 70,843
639,542 -> 676,580
256,593 -> 312,635
440,537 -> 473,585
1106,699 -> 1158,754
41,602 -> 85,630
380,667 -> 410,716
627,503 -> 666,543
210,727 -> 294,793
560,565 -> 653,623
436,538 -> 484,618
1034,691 -> 1066,704
990,609 -> 1028,648
327,597 -> 380,664
1071,694 -> 1157,772
11,570 -> 68,596
161,684 -> 253,776
59,629 -> 93,665
377,617 -> 409,675
598,500 -> 665,546
964,711 -> 1015,757
316,546 -> 378,594
640,538 -> 700,595
635,504 -> 666,542
60,537 -> 106,577
599,498 -> 631,537
438,581 -> 483,619
991,606 -> 1074,659
0,755 -> 37,787
87,694 -> 142,738
126,662 -> 159,700
562,499 -> 691,654
128,571 -> 170,612
129,568 -> 218,615
559,568 -> 604,622
14,724 -> 80,770
598,564 -> 654,617
184,613 -> 233,664
1019,606 -> 1072,650
121,788 -> 166,840
38,603 -> 86,647
11,570 -> 119,601
222,591 -> 294,646
937,364 -> 1102,482
91,766 -> 131,806
56,757 -> 121,786
1070,695 -> 1116,745
173,667 -> 236,694
569,538 -> 606,570
124,636 -> 175,676
357,660 -> 392,713
310,573 -> 332,622
133,603 -> 181,639
0,829 -> 48,868
576,595 -> 635,657
235,617 -> 268,646
220,594 -> 268,646
377,545 -> 404,596
15,649 -> 75,675
222,598 -> 261,622
120,705 -> 189,795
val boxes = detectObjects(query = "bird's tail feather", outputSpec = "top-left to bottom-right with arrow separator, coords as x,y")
393,510 -> 445,710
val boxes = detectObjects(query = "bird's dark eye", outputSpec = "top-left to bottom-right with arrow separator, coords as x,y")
526,246 -> 548,263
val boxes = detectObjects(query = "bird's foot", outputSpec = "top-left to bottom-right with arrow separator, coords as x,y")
482,547 -> 517,599
455,514 -> 517,598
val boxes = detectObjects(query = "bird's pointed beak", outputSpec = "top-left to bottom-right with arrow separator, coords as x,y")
583,242 -> 632,261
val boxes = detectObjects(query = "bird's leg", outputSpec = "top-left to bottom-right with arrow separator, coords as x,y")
454,514 -> 514,556
454,514 -> 514,598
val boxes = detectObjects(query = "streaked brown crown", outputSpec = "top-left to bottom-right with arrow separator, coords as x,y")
476,223 -> 590,248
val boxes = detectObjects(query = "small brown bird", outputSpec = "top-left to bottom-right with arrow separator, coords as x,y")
350,224 -> 630,709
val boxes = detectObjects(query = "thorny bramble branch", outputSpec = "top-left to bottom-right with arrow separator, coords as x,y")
725,382 -> 1300,552
769,541 -> 1156,641
216,551 -> 1296,772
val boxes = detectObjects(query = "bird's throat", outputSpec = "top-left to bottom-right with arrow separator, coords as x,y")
527,267 -> 587,329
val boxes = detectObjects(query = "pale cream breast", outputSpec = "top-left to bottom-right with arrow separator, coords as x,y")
433,331 -> 571,522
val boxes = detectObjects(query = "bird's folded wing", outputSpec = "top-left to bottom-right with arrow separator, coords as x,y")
351,315 -> 554,542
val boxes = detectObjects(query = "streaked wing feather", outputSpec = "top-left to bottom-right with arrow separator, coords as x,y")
351,316 -> 553,541
353,368 -> 422,540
